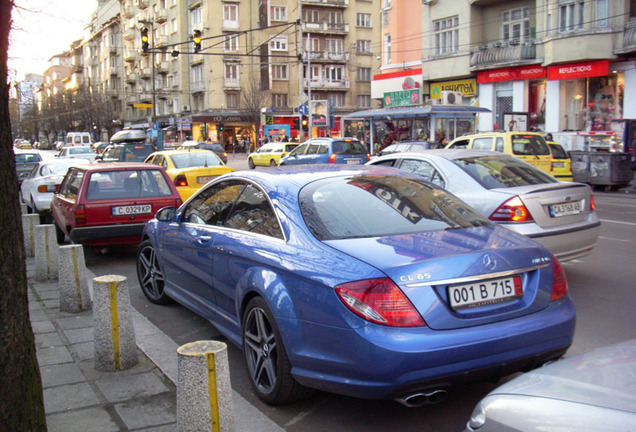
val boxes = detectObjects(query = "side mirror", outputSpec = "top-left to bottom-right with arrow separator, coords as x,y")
156,206 -> 176,222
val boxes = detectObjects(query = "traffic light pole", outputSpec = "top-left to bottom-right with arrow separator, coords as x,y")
139,20 -> 157,132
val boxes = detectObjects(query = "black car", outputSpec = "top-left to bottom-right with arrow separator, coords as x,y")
377,141 -> 432,156
179,141 -> 228,164
15,150 -> 43,184
97,142 -> 156,163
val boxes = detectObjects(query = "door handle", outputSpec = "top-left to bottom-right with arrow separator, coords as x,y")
197,235 -> 212,244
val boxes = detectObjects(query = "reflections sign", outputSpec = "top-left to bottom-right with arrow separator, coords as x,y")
384,89 -> 421,107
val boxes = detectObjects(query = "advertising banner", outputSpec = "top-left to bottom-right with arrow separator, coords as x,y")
310,100 -> 329,127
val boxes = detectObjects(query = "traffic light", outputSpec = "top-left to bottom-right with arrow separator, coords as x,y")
193,30 -> 202,53
293,117 -> 300,130
141,27 -> 149,53
218,122 -> 224,132
301,115 -> 308,132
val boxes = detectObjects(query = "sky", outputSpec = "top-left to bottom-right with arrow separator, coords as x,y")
8,0 -> 98,82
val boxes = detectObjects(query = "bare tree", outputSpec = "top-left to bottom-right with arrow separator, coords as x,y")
240,73 -> 269,151
0,1 -> 47,430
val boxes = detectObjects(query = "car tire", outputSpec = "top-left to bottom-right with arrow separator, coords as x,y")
269,159 -> 277,167
137,239 -> 172,305
242,297 -> 313,405
54,222 -> 66,244
248,158 -> 255,169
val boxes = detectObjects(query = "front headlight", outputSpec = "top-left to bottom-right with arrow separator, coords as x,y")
467,401 -> 486,430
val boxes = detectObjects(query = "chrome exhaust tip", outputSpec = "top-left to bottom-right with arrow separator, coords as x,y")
395,389 -> 448,407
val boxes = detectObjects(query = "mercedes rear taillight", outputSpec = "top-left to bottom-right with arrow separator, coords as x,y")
551,256 -> 568,301
489,196 -> 533,223
335,278 -> 426,327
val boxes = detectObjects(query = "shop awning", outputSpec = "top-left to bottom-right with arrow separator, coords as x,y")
344,105 -> 491,119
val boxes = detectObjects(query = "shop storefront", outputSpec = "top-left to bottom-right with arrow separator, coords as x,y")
190,113 -> 257,153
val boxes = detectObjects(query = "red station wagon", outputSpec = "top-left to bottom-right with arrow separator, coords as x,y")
51,163 -> 182,246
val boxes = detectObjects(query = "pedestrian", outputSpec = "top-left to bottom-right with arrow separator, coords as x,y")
282,134 -> 289,142
545,133 -> 554,142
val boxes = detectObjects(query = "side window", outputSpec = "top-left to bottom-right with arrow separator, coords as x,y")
224,184 -> 283,239
448,139 -> 469,149
83,136 -> 90,144
495,137 -> 504,152
472,138 -> 493,150
60,169 -> 84,199
161,157 -> 168,170
183,180 -> 244,226
317,144 -> 329,154
400,159 -> 446,188
306,143 -> 320,154
290,143 -> 308,156
371,159 -> 398,167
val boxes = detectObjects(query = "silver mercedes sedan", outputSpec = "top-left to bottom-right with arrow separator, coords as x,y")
464,338 -> 636,431
368,149 -> 600,261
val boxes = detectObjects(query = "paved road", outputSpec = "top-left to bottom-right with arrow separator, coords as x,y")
39,148 -> 636,430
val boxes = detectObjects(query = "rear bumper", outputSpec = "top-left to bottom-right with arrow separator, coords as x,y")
524,221 -> 600,261
69,223 -> 146,245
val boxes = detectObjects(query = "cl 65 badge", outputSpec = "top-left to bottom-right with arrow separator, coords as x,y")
400,273 -> 431,283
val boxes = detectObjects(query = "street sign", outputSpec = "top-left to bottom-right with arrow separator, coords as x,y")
298,93 -> 308,104
298,104 -> 308,115
133,103 -> 153,110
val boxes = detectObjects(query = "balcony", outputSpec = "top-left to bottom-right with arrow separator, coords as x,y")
123,29 -> 136,41
304,78 -> 349,90
615,20 -> 636,54
470,40 -> 537,70
302,22 -> 349,34
109,67 -> 118,77
125,73 -> 138,84
124,53 -> 136,63
122,6 -> 135,18
223,20 -> 239,31
301,0 -> 348,7
154,9 -> 167,24
139,93 -> 153,102
155,35 -> 167,47
223,79 -> 240,90
305,51 -> 349,62
140,67 -> 152,79
126,96 -> 137,105
107,88 -> 119,98
190,81 -> 205,93
136,0 -> 148,9
156,61 -> 169,74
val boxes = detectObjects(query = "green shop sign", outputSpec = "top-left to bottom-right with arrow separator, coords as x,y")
384,90 -> 420,107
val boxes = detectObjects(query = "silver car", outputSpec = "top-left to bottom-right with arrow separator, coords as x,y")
367,149 -> 600,261
465,339 -> 636,431
55,145 -> 96,161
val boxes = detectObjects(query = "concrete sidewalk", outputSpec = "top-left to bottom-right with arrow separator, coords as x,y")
27,256 -> 284,432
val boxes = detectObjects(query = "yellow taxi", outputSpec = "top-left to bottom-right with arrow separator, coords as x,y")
446,131 -> 552,174
547,142 -> 573,181
144,149 -> 234,201
247,142 -> 298,168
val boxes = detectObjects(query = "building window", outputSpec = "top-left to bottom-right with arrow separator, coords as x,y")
193,93 -> 204,111
223,4 -> 239,29
270,5 -> 287,22
170,71 -> 178,87
329,93 -> 344,107
559,1 -> 584,32
226,92 -> 239,108
434,16 -> 459,55
172,98 -> 180,113
358,95 -> 371,108
357,67 -> 371,82
225,63 -> 239,85
272,64 -> 288,80
384,34 -> 391,64
303,9 -> 319,23
224,35 -> 239,52
357,40 -> 372,55
326,38 -> 343,54
502,7 -> 530,44
306,37 -> 320,53
190,6 -> 202,30
272,93 -> 288,108
192,64 -> 204,84
325,66 -> 344,82
171,18 -> 178,34
326,11 -> 343,29
270,36 -> 288,51
356,13 -> 372,27
595,0 -> 608,27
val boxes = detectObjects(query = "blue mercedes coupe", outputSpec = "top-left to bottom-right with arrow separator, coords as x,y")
137,165 -> 576,406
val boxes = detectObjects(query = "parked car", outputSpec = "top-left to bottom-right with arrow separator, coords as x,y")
37,140 -> 54,150
279,138 -> 370,166
15,150 -> 43,184
446,131 -> 553,174
377,141 -> 432,157
367,149 -> 600,261
144,149 -> 235,201
547,142 -> 573,181
55,145 -> 96,161
465,338 -> 636,432
97,142 -> 155,163
20,159 -> 90,222
179,141 -> 228,164
16,140 -> 33,149
137,165 -> 575,406
247,142 -> 298,168
51,163 -> 182,246
65,132 -> 92,146
93,142 -> 110,155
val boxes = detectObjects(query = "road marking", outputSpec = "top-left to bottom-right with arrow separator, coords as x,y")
599,236 -> 633,243
599,219 -> 636,227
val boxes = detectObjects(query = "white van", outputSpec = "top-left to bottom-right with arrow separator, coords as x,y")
66,132 -> 92,147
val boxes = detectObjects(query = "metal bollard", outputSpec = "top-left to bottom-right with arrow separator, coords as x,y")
92,275 -> 138,372
34,225 -> 58,281
58,244 -> 91,313
22,214 -> 40,257
177,341 -> 234,432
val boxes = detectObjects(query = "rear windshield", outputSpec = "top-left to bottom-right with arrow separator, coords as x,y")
299,174 -> 490,240
453,155 -> 557,189
121,145 -> 154,162
511,134 -> 550,156
549,144 -> 569,159
170,153 -> 222,168
331,140 -> 367,155
15,153 -> 42,164
85,169 -> 173,200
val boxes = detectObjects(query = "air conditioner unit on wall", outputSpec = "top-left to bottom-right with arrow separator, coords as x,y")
182,105 -> 191,112
441,91 -> 462,105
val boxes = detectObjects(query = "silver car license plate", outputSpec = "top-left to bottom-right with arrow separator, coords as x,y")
448,275 -> 522,310
346,158 -> 361,164
112,204 -> 152,216
549,201 -> 582,218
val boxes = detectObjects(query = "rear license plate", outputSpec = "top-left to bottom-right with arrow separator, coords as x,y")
552,162 -> 565,168
346,158 -> 361,164
197,176 -> 216,184
112,204 -> 152,216
549,201 -> 582,218
448,275 -> 522,310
